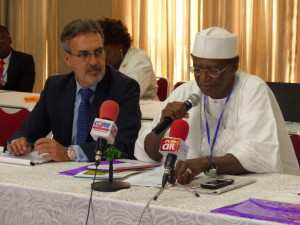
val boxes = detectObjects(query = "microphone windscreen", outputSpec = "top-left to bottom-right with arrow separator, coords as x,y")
169,119 -> 189,141
99,100 -> 120,122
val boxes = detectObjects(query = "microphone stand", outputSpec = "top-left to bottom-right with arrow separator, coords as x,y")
91,146 -> 130,192
154,168 -> 199,200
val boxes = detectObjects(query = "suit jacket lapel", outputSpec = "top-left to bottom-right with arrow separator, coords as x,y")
60,75 -> 76,144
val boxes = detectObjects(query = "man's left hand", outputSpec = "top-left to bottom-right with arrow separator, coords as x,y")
175,158 -> 210,185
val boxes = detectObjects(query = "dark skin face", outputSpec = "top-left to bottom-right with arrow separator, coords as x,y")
0,28 -> 12,59
192,55 -> 238,99
104,43 -> 126,69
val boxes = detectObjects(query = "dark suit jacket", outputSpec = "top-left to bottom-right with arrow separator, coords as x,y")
10,65 -> 141,161
1,49 -> 35,92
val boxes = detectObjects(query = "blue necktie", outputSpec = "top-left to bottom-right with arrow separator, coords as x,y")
77,88 -> 93,145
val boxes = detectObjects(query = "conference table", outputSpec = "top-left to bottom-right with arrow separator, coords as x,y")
0,90 -> 40,111
0,160 -> 300,225
1,91 -> 300,224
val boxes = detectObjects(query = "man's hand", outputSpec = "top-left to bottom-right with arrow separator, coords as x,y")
175,158 -> 210,185
160,101 -> 190,122
7,137 -> 32,155
34,138 -> 69,162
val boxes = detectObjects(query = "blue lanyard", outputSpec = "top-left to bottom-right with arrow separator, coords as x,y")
204,88 -> 233,157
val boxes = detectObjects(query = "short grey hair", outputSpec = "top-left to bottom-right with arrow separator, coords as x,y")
60,19 -> 104,52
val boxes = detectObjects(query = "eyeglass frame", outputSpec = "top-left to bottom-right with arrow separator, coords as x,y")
66,48 -> 110,62
0,36 -> 10,44
189,64 -> 231,78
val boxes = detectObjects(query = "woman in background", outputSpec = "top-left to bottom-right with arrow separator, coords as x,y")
98,18 -> 158,100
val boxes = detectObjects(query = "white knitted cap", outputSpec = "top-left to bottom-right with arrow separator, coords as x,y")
192,27 -> 238,59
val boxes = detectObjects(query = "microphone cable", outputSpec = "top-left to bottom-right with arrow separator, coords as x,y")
85,164 -> 99,225
138,186 -> 167,225
137,182 -> 200,225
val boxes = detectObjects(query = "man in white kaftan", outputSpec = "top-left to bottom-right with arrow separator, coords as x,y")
136,27 -> 299,185
136,70 -> 299,174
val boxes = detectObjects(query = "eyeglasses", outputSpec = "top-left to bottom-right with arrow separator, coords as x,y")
0,37 -> 9,44
105,49 -> 111,56
189,64 -> 230,78
67,48 -> 109,62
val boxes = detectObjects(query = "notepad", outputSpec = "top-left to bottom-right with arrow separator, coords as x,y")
74,170 -> 140,180
0,151 -> 50,166
88,161 -> 160,171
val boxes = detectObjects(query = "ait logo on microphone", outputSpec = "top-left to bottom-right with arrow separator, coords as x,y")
160,138 -> 180,152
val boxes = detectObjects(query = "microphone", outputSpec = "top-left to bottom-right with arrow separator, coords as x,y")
151,94 -> 200,136
90,100 -> 119,166
159,119 -> 189,188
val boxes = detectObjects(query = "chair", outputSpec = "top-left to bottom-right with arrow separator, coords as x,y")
156,77 -> 169,101
173,81 -> 186,91
266,82 -> 300,122
290,135 -> 300,167
0,105 -> 30,146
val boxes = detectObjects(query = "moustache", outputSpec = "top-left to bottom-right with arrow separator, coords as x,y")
87,65 -> 101,72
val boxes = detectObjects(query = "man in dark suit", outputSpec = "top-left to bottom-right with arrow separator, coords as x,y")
7,19 -> 141,162
0,25 -> 35,92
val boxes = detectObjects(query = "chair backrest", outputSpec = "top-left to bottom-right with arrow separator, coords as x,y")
0,107 -> 30,146
156,77 -> 169,101
290,135 -> 300,167
266,82 -> 300,122
173,81 -> 186,91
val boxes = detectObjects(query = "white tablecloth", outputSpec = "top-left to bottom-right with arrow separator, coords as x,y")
1,160 -> 300,225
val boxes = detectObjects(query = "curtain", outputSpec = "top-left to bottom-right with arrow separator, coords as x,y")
112,0 -> 300,89
0,0 -> 58,93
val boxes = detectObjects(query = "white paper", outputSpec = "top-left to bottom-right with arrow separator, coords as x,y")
74,170 -> 140,180
124,166 -> 164,187
124,167 -> 256,194
88,161 -> 160,171
0,151 -> 50,166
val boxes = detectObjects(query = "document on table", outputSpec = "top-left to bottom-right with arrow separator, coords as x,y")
124,166 -> 256,194
124,166 -> 164,187
0,151 -> 51,166
88,160 -> 160,171
74,170 -> 140,180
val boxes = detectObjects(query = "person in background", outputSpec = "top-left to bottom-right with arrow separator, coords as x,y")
135,27 -> 299,184
97,18 -> 158,100
6,19 -> 141,162
0,25 -> 35,92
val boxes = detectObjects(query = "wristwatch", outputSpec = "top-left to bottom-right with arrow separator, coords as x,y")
67,146 -> 77,161
204,156 -> 217,177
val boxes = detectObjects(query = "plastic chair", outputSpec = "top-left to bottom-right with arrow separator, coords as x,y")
290,135 -> 300,167
156,77 -> 169,101
173,81 -> 186,90
0,105 -> 30,146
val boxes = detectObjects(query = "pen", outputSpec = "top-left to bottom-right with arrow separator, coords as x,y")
27,143 -> 34,148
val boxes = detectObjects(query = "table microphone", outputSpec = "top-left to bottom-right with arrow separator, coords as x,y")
159,119 -> 189,188
151,94 -> 200,136
90,100 -> 119,166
